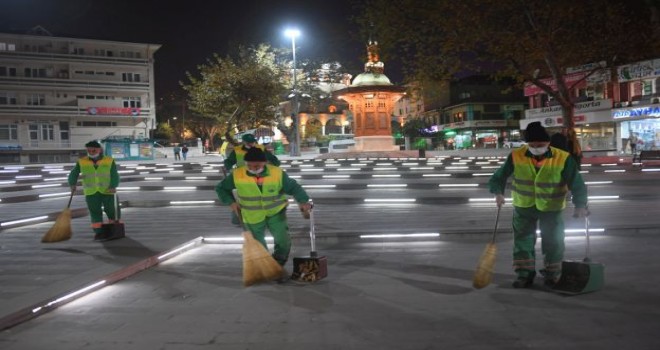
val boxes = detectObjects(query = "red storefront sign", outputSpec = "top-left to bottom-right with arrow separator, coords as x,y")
556,115 -> 586,124
524,72 -> 587,96
87,107 -> 141,116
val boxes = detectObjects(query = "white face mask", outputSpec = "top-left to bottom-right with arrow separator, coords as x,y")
528,146 -> 548,156
88,153 -> 100,159
247,167 -> 264,175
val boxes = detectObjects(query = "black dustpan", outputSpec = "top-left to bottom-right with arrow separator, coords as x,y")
291,201 -> 327,282
553,216 -> 604,295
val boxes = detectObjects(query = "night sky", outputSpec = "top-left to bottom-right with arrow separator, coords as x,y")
0,0 -> 382,98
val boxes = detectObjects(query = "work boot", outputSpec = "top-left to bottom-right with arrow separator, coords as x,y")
512,274 -> 535,288
544,276 -> 560,287
276,268 -> 290,284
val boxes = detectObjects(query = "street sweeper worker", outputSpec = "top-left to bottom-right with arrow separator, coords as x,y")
67,140 -> 120,240
216,147 -> 311,266
224,133 -> 280,172
488,121 -> 589,288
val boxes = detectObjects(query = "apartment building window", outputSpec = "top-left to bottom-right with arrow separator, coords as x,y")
0,66 -> 17,76
59,122 -> 69,140
122,73 -> 141,82
27,94 -> 46,106
0,125 -> 18,140
0,92 -> 17,105
73,47 -> 85,55
123,97 -> 141,108
119,51 -> 142,58
29,123 -> 54,141
0,43 -> 15,51
24,68 -> 47,78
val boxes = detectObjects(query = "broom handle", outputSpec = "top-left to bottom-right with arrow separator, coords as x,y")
490,206 -> 501,244
584,216 -> 591,261
113,192 -> 119,221
66,189 -> 75,208
308,201 -> 316,256
234,207 -> 248,231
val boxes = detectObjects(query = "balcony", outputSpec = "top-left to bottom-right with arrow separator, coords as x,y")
0,76 -> 150,91
0,104 -> 152,118
0,50 -> 150,66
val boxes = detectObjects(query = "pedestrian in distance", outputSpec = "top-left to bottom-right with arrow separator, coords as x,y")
215,147 -> 312,278
67,140 -> 122,241
181,144 -> 189,161
173,144 -> 181,161
224,134 -> 280,172
488,122 -> 589,288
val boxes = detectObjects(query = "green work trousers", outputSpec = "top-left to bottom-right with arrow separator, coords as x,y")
86,193 -> 121,234
512,206 -> 564,279
245,209 -> 290,266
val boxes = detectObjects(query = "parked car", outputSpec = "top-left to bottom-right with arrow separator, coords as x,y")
503,140 -> 525,148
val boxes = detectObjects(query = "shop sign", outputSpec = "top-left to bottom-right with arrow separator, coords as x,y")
566,61 -> 607,74
523,72 -> 587,96
87,107 -> 141,116
612,106 -> 660,119
473,120 -> 506,127
617,59 -> 660,83
525,99 -> 612,119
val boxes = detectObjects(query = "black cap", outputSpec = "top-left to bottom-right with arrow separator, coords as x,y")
244,147 -> 266,162
524,122 -> 550,142
85,140 -> 102,148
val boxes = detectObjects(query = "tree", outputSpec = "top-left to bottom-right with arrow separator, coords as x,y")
153,122 -> 174,142
181,44 -> 287,146
360,0 -> 660,161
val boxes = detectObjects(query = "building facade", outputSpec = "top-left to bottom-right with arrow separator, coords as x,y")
399,76 -> 527,150
522,58 -> 660,155
0,28 -> 160,164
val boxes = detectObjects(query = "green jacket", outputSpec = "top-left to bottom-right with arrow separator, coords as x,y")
215,165 -> 309,207
68,155 -> 120,195
223,144 -> 280,171
488,147 -> 588,209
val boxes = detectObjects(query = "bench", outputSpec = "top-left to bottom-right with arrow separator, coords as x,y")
633,150 -> 660,164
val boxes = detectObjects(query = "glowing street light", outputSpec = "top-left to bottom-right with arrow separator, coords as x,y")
285,28 -> 301,157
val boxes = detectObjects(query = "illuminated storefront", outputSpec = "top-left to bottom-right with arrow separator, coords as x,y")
521,99 -> 616,152
440,120 -> 520,149
613,105 -> 660,153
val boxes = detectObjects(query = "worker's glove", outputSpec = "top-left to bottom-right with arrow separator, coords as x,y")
230,202 -> 241,213
495,194 -> 506,208
573,207 -> 590,218
107,188 -> 116,194
70,185 -> 77,192
299,202 -> 313,219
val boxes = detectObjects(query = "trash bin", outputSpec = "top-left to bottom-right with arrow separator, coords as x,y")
418,148 -> 426,158
320,147 -> 329,154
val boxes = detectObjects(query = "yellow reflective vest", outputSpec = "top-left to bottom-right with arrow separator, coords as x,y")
78,156 -> 114,195
234,164 -> 288,224
511,146 -> 569,211
234,144 -> 266,168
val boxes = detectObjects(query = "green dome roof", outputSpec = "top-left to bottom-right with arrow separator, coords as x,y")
351,72 -> 392,87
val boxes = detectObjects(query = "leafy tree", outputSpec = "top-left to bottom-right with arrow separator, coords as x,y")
360,0 -> 660,160
181,44 -> 287,145
153,122 -> 174,142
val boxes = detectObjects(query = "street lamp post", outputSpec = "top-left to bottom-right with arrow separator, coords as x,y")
285,28 -> 301,157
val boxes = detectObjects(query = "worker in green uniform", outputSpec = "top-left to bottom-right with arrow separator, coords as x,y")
488,122 -> 589,288
224,134 -> 280,172
68,140 -> 121,241
216,147 -> 311,271
224,134 -> 281,226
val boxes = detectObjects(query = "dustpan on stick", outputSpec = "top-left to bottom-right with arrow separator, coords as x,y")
553,216 -> 604,295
